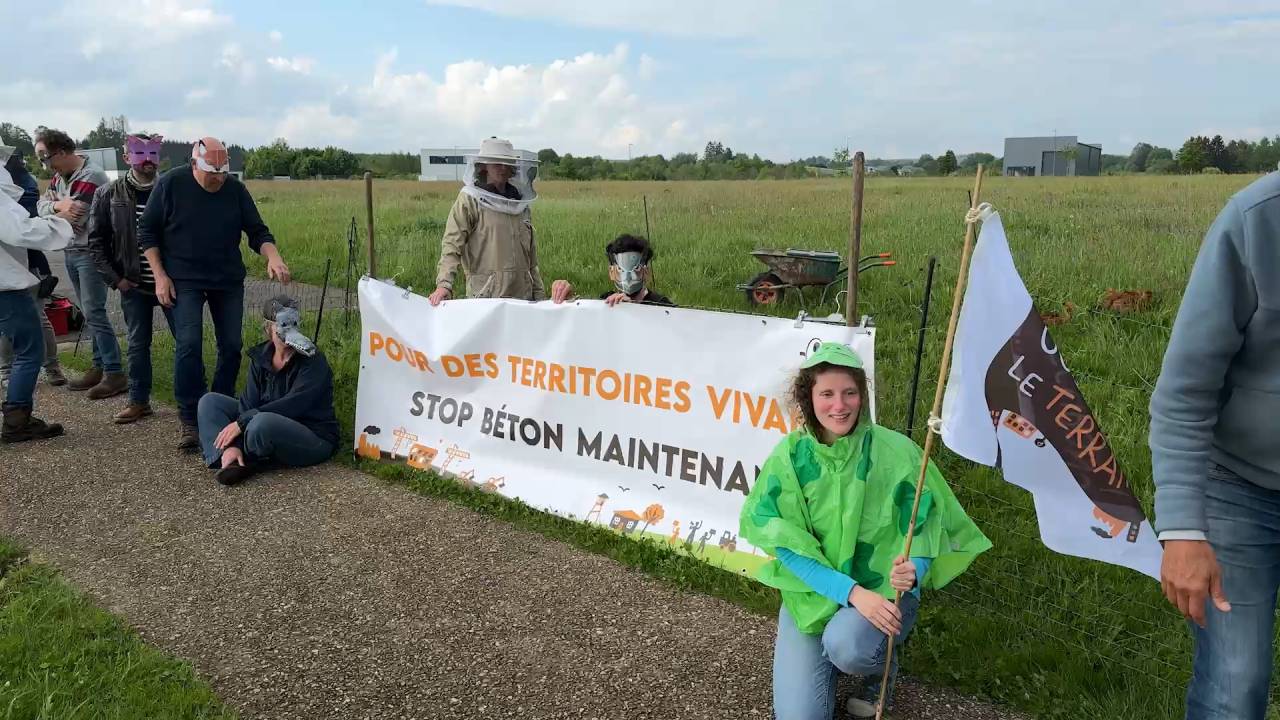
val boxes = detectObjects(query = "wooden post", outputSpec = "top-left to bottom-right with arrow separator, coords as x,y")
364,172 -> 376,278
845,152 -> 866,326
874,164 -> 987,720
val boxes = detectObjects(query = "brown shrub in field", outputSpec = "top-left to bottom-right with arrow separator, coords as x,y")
1101,289 -> 1153,313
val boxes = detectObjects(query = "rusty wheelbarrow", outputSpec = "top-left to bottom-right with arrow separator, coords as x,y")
737,249 -> 895,308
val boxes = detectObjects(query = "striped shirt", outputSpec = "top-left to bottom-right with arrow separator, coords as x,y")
133,184 -> 155,288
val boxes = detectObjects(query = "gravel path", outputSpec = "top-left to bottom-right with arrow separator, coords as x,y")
0,388 -> 1030,719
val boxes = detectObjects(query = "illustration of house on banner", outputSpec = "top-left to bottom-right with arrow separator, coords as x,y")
610,510 -> 644,534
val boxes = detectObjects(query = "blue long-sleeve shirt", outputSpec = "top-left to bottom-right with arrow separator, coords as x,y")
777,547 -> 931,606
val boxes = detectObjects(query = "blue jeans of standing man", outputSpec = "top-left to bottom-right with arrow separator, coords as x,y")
64,250 -> 121,373
1185,463 -> 1280,720
772,593 -> 919,720
0,289 -> 44,408
171,284 -> 244,426
197,393 -> 334,469
119,288 -> 175,406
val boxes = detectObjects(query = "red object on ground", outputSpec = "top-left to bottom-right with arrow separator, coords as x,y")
45,297 -> 73,335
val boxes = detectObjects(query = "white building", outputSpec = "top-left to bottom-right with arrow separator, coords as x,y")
77,147 -> 122,180
419,147 -> 538,181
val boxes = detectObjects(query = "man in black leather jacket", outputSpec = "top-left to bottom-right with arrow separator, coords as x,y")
88,134 -> 173,424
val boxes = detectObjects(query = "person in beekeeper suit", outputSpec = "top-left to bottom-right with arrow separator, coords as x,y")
0,144 -> 73,442
429,137 -> 572,305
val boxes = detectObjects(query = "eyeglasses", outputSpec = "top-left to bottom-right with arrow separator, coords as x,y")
36,153 -> 52,166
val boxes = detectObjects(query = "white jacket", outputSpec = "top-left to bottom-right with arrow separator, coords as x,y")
0,166 -> 72,291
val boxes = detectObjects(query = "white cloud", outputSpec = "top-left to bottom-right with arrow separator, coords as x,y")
269,30 -> 284,43
637,54 -> 658,81
62,0 -> 230,44
267,56 -> 316,75
81,38 -> 104,60
344,43 -> 691,156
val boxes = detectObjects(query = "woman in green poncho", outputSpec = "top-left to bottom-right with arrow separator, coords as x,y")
739,342 -> 991,719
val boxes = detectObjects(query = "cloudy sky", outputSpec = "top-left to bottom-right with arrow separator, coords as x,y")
4,0 -> 1277,161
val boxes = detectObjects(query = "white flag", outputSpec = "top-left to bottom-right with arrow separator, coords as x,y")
940,208 -> 1162,580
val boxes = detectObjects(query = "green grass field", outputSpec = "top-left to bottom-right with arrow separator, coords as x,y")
52,173 -> 1267,718
0,537 -> 234,720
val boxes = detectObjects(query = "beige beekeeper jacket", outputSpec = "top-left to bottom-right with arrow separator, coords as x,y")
434,192 -> 547,301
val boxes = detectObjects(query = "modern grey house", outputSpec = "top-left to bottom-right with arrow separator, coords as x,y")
1002,136 -> 1102,177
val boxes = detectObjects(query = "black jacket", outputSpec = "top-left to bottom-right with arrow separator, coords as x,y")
88,177 -> 148,287
237,341 -> 341,448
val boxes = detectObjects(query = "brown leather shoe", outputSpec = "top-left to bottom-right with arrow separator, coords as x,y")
44,365 -> 67,386
68,367 -> 103,391
113,403 -> 153,424
87,372 -> 128,400
1,403 -> 64,443
178,423 -> 201,450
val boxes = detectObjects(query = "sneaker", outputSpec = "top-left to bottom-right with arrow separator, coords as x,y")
846,697 -> 877,719
87,371 -> 128,400
178,424 -> 200,450
69,367 -> 103,392
113,403 -> 153,424
847,673 -> 895,719
44,365 -> 67,386
1,403 -> 65,443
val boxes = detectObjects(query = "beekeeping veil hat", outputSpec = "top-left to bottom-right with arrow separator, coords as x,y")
461,136 -> 538,215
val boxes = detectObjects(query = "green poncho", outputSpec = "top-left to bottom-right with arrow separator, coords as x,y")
740,420 -> 992,635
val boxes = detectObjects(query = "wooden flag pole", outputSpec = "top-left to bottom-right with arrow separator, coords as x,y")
874,164 -> 986,720
845,152 -> 866,326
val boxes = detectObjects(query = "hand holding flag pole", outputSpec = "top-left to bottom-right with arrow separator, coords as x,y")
874,165 -> 987,719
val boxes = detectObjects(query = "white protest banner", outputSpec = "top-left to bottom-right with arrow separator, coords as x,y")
354,277 -> 876,576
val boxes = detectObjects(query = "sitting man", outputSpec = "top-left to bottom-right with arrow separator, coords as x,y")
197,295 -> 338,485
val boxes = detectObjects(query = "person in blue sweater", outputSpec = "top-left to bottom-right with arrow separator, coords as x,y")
197,295 -> 338,486
1151,170 -> 1280,720
138,137 -> 292,450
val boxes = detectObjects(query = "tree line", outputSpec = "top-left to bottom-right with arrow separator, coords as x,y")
6,116 -> 1278,182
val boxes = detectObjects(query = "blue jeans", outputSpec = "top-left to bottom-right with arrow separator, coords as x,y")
773,593 -> 919,720
64,250 -> 121,372
172,284 -> 244,426
0,286 -> 59,374
1185,463 -> 1280,720
197,393 -> 334,469
119,288 -> 175,405
0,289 -> 44,408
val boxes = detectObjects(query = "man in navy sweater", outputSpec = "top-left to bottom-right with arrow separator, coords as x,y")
138,137 -> 292,449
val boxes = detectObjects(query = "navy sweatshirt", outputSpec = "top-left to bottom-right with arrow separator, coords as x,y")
237,341 -> 340,448
137,166 -> 275,288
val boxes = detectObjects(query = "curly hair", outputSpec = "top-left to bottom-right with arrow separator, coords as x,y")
790,362 -> 868,436
34,127 -> 76,155
604,234 -> 654,265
